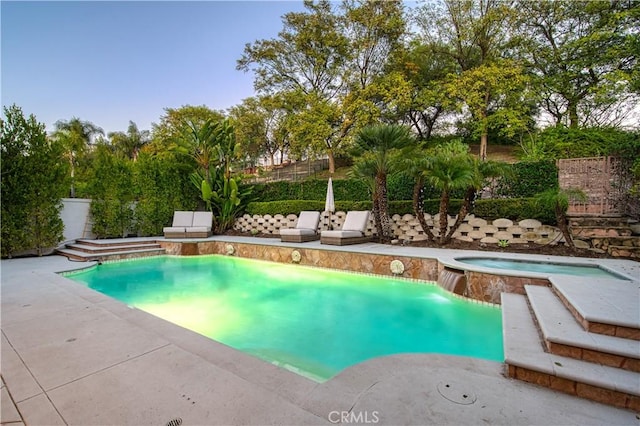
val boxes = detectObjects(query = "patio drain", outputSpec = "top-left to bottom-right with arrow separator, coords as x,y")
437,380 -> 477,405
165,418 -> 182,426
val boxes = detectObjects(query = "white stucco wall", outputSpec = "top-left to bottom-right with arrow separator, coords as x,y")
60,198 -> 94,244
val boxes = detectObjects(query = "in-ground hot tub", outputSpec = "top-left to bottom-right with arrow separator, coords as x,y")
454,257 -> 631,281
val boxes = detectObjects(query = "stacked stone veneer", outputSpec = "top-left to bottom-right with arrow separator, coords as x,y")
234,212 -> 563,245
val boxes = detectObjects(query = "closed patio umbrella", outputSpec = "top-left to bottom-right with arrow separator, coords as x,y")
325,177 -> 335,230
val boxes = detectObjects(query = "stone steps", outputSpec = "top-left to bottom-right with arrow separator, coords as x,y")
526,285 -> 639,372
66,242 -> 162,254
502,281 -> 640,411
56,238 -> 165,262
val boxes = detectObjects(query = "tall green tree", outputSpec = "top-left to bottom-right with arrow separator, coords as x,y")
513,0 -> 638,128
229,95 -> 293,167
238,0 -> 350,172
1,105 -> 67,257
52,117 -> 103,197
350,124 -> 415,242
148,105 -> 225,158
445,59 -> 531,160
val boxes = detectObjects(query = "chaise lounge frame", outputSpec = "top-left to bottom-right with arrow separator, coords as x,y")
320,211 -> 373,246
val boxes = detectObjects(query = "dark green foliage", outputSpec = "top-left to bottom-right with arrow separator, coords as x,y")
1,105 -> 67,257
252,178 -> 371,202
134,153 -> 198,236
87,145 -> 135,238
537,127 -> 640,160
496,160 -> 558,198
387,172 -> 415,201
473,198 -> 555,224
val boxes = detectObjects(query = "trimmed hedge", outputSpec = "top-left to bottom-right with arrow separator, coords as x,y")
252,176 -> 457,203
246,198 -> 556,224
252,179 -> 371,202
496,160 -> 558,198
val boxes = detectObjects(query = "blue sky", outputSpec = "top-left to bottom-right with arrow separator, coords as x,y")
2,1 -> 308,134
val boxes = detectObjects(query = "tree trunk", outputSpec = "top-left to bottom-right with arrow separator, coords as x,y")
328,150 -> 335,174
438,189 -> 450,244
479,131 -> 488,162
412,178 -> 435,241
557,206 -> 575,249
69,157 -> 76,198
376,173 -> 393,242
371,192 -> 384,241
568,101 -> 579,129
445,186 -> 476,243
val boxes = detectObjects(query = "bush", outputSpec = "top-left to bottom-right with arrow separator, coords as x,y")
252,178 -> 371,202
86,145 -> 136,238
473,198 -> 555,224
496,161 -> 558,198
134,154 -> 198,236
1,105 -> 67,257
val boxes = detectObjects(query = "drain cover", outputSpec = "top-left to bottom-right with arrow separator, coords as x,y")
166,418 -> 182,426
437,381 -> 477,405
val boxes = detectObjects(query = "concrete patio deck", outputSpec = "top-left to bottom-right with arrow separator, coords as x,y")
1,238 -> 639,425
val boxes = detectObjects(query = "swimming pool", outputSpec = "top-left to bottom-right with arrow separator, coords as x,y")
455,257 -> 629,280
66,255 -> 503,381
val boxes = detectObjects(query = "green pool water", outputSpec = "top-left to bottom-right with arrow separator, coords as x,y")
66,255 -> 503,381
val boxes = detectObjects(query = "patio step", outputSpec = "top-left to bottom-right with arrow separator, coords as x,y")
66,242 -> 162,254
550,276 -> 640,340
502,292 -> 640,411
525,285 -> 639,372
56,239 -> 165,262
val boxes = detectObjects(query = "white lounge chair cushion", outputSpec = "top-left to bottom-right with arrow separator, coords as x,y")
280,228 -> 317,236
163,226 -> 186,233
192,211 -> 213,227
296,211 -> 320,230
342,211 -> 370,232
172,211 -> 194,227
321,230 -> 363,239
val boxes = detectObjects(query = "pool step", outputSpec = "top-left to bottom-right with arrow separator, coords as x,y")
502,293 -> 640,411
56,238 -> 165,262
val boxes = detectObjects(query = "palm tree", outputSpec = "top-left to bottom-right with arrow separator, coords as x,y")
534,187 -> 586,249
108,121 -> 150,160
399,143 -> 436,241
52,117 -> 104,197
350,124 -> 415,242
423,141 -> 476,244
444,158 -> 512,242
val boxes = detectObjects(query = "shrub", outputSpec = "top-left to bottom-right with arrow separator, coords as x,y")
1,105 -> 67,257
496,161 -> 558,198
134,154 -> 198,236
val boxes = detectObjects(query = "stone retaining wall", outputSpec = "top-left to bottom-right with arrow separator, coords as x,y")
234,212 -> 563,245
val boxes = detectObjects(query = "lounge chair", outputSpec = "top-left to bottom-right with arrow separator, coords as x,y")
186,211 -> 213,238
320,211 -> 373,246
163,211 -> 194,238
279,211 -> 321,243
